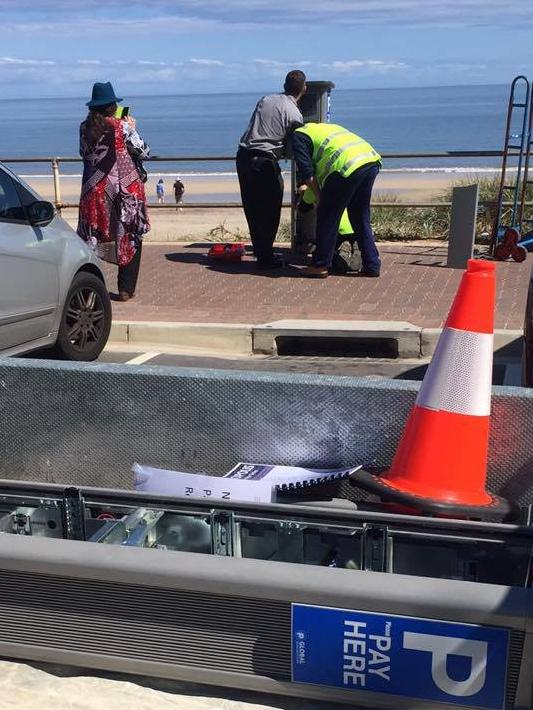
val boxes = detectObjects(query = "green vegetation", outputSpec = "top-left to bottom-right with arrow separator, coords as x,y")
371,192 -> 449,241
207,177 -> 533,244
371,176 -> 533,242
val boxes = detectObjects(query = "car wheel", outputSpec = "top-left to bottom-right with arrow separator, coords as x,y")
55,272 -> 111,361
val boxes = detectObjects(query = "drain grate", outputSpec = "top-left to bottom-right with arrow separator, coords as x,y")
276,335 -> 399,358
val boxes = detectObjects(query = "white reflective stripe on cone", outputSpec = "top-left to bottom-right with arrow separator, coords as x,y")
416,327 -> 493,416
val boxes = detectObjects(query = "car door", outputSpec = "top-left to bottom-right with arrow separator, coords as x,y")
0,167 -> 60,351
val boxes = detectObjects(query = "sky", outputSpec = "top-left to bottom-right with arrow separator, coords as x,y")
0,0 -> 532,98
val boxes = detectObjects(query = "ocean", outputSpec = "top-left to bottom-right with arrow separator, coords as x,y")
0,83 -> 517,177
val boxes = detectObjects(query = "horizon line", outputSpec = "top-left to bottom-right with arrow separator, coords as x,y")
0,81 -> 510,102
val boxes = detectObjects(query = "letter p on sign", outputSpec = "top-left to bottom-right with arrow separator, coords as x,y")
403,632 -> 488,697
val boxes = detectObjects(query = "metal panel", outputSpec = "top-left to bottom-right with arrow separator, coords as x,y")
0,569 -> 291,679
0,534 -> 528,709
0,359 -> 533,504
447,184 -> 479,269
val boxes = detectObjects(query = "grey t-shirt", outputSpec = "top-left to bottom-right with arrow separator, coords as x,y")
239,93 -> 303,159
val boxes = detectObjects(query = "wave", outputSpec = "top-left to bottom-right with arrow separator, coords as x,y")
381,166 -> 507,174
19,171 -> 240,179
19,166 -> 510,179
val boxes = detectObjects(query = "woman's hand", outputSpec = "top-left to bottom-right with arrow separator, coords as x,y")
125,115 -> 137,130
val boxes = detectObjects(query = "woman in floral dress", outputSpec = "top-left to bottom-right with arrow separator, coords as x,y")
77,82 -> 150,301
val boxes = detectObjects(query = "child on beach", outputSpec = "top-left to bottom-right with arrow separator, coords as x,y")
156,178 -> 165,204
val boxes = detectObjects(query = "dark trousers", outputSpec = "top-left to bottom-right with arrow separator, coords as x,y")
236,147 -> 284,262
118,241 -> 143,295
313,163 -> 381,272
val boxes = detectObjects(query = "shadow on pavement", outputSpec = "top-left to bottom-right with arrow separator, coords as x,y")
393,364 -> 428,380
165,251 -> 310,279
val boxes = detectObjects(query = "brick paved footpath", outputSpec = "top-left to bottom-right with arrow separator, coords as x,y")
103,243 -> 532,330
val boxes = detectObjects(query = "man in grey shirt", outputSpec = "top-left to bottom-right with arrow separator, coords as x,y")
236,70 -> 306,269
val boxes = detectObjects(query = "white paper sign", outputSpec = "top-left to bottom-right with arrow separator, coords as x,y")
133,461 -> 362,505
133,463 -> 272,503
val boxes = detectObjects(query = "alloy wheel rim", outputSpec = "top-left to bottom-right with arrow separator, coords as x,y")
65,287 -> 105,352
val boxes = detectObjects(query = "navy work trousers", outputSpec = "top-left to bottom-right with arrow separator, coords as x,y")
313,163 -> 381,272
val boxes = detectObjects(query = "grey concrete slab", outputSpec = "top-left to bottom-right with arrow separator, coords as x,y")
253,319 -> 422,358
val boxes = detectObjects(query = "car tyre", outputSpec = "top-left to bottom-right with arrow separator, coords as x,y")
54,272 -> 111,361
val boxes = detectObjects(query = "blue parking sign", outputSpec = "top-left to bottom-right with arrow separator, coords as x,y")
292,604 -> 509,709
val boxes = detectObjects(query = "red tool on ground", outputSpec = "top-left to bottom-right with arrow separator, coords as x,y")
208,243 -> 246,263
354,259 -> 512,520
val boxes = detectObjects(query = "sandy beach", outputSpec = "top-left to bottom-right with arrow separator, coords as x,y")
20,169 -> 494,242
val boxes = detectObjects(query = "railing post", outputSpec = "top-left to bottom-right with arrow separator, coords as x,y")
290,159 -> 296,252
52,158 -> 62,214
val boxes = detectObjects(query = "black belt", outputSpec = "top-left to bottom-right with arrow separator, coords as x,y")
237,146 -> 278,161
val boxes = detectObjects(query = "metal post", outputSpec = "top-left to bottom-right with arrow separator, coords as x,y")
51,158 -> 62,214
447,183 -> 479,268
290,160 -> 296,252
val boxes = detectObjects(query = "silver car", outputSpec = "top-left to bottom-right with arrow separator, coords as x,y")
0,162 -> 111,360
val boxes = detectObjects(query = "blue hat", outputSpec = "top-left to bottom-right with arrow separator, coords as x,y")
86,82 -> 123,108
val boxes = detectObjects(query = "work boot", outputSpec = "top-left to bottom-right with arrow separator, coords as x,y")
357,268 -> 380,277
256,255 -> 285,270
300,265 -> 329,278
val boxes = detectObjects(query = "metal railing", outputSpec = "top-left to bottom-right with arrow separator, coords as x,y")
0,150 -> 526,213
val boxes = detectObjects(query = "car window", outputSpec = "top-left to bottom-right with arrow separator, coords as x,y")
14,179 -> 40,207
0,169 -> 27,223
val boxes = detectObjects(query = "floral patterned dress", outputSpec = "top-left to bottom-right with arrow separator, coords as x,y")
77,117 -> 150,266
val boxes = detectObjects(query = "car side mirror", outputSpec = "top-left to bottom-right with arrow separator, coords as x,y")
27,200 -> 55,228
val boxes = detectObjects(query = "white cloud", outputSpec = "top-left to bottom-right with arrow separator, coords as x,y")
0,0 -> 531,34
324,59 -> 408,73
0,15 -> 228,38
136,60 -> 168,66
252,57 -> 406,76
253,59 -> 311,68
0,56 -> 56,66
167,0 -> 533,27
189,58 -> 224,66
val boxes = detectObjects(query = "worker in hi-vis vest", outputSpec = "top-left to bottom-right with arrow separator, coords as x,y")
300,187 -> 362,274
291,123 -> 381,278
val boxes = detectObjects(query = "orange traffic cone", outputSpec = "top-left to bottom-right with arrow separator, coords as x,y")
355,259 -> 511,519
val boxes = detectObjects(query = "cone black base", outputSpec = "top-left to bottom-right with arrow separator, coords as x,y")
351,469 -> 516,522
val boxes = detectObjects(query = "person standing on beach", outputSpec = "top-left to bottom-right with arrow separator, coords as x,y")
156,178 -> 165,204
291,122 -> 381,279
77,82 -> 150,302
173,176 -> 185,211
237,70 -> 306,269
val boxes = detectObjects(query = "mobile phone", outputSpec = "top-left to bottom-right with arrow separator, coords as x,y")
114,106 -> 130,119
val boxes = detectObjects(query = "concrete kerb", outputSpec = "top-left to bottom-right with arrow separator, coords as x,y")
109,321 -> 255,355
109,319 -> 524,359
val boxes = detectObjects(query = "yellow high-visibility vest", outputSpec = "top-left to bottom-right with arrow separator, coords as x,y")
295,122 -> 380,187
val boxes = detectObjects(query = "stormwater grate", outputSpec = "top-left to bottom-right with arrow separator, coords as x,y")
275,336 -> 399,359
